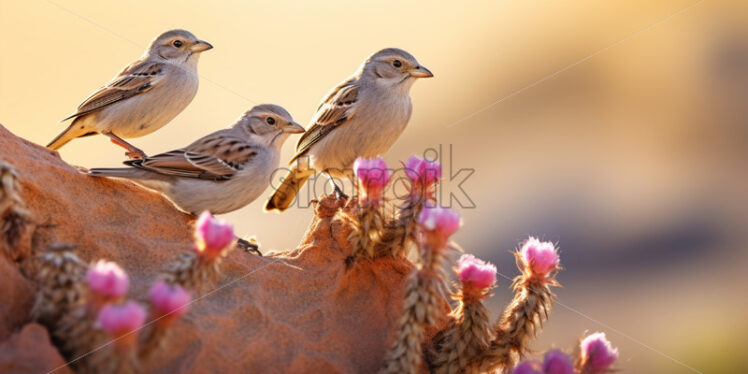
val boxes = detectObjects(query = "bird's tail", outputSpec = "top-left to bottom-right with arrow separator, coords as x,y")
46,121 -> 90,150
265,165 -> 312,212
88,167 -> 148,179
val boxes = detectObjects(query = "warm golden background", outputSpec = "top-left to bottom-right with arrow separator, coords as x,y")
1,0 -> 746,372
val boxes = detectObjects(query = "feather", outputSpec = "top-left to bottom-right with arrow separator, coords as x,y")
291,80 -> 359,163
60,61 -> 166,122
128,134 -> 258,180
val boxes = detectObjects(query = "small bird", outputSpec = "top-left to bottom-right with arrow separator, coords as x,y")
265,48 -> 433,212
88,104 -> 304,215
47,29 -> 213,159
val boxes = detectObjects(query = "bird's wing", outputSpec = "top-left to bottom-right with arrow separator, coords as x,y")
61,60 -> 167,122
291,79 -> 360,163
130,134 -> 258,180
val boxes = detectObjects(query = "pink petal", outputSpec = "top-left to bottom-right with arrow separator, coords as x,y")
87,260 -> 129,299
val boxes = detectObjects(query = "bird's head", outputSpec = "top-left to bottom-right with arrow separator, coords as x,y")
147,29 -> 212,65
361,48 -> 433,89
235,104 -> 305,147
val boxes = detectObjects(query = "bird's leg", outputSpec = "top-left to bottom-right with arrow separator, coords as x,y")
103,131 -> 147,160
236,237 -> 262,256
327,174 -> 349,200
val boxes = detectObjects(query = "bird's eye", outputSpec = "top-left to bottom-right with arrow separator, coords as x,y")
172,40 -> 183,48
392,60 -> 402,68
266,117 -> 276,125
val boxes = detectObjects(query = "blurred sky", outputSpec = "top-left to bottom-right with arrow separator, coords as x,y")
1,0 -> 747,372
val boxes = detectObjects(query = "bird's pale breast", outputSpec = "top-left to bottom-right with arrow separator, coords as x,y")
308,89 -> 412,174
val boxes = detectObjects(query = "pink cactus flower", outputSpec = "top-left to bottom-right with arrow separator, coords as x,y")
457,254 -> 497,290
404,155 -> 441,188
511,361 -> 543,374
520,237 -> 560,276
194,211 -> 234,259
354,157 -> 391,204
96,301 -> 146,338
418,206 -> 461,247
580,332 -> 619,372
148,280 -> 191,319
542,349 -> 575,374
87,260 -> 129,300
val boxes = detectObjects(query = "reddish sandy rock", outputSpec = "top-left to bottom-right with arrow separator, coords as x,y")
0,255 -> 34,341
143,202 -> 419,373
0,125 -> 194,288
0,125 -> 445,373
0,323 -> 73,374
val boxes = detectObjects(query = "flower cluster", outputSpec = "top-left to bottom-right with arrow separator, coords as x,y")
457,254 -> 497,290
194,211 -> 235,261
96,301 -> 146,342
579,332 -> 619,373
519,237 -> 560,281
418,205 -> 461,249
510,332 -> 619,374
404,155 -> 441,194
354,157 -> 391,205
87,260 -> 129,303
149,280 -> 191,322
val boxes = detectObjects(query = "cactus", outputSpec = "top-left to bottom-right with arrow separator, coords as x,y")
162,211 -> 236,292
0,161 -> 34,261
509,332 -> 620,374
31,244 -> 87,331
23,153 -> 623,374
89,301 -> 147,374
380,206 -> 460,374
431,255 -> 497,373
469,237 -> 562,371
347,157 -> 391,257
138,280 -> 191,359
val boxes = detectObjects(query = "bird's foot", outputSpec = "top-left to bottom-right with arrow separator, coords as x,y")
104,131 -> 147,160
237,238 -> 262,256
125,149 -> 147,160
333,183 -> 349,200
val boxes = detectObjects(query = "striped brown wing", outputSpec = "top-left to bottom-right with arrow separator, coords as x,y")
131,134 -> 257,180
62,61 -> 165,121
291,81 -> 359,163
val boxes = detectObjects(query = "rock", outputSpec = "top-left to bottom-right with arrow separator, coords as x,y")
0,255 -> 34,340
0,323 -> 73,374
0,124 -> 443,373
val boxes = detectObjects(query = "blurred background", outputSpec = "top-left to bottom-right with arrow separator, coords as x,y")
1,0 -> 746,372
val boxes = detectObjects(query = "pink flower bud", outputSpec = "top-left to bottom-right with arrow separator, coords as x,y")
580,332 -> 619,372
520,237 -> 560,276
511,361 -> 543,374
96,301 -> 146,338
418,206 -> 461,248
87,260 -> 129,300
404,155 -> 441,188
194,211 -> 234,259
457,254 -> 497,290
542,349 -> 574,374
148,280 -> 191,319
354,157 -> 390,204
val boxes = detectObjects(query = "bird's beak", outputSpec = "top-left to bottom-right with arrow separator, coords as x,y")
408,65 -> 434,78
283,122 -> 305,134
190,40 -> 213,53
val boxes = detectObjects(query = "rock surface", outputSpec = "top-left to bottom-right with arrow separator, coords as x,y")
0,125 -> 435,373
0,323 -> 73,374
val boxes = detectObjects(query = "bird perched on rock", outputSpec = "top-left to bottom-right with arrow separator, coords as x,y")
88,104 -> 304,215
265,48 -> 433,212
47,29 -> 213,159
